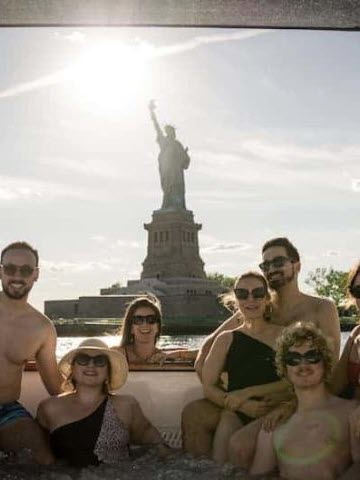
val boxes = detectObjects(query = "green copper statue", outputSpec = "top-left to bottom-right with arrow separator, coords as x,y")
149,100 -> 190,211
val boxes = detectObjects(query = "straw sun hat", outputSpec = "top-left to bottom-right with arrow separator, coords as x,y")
59,338 -> 128,392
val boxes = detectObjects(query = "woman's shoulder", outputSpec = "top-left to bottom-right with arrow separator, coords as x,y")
38,392 -> 74,416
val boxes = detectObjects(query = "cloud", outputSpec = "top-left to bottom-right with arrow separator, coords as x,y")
324,250 -> 339,257
0,30 -> 270,100
41,260 -> 112,273
54,31 -> 87,43
351,179 -> 360,192
203,242 -> 252,253
0,175 -> 89,202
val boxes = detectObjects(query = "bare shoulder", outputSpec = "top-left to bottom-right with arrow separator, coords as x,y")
332,396 -> 359,413
28,306 -> 56,331
38,392 -> 72,414
214,330 -> 234,346
303,293 -> 336,313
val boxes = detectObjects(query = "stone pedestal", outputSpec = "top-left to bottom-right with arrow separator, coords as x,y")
141,209 -> 206,279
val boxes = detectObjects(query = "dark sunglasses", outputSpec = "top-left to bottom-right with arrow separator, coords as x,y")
132,315 -> 158,325
1,263 -> 36,278
259,256 -> 292,273
73,353 -> 109,368
234,287 -> 267,300
350,285 -> 360,299
284,349 -> 322,367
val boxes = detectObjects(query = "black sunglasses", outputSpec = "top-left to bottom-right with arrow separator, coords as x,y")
259,256 -> 292,273
73,353 -> 109,368
350,285 -> 360,299
1,263 -> 36,278
284,349 -> 322,367
132,315 -> 158,326
234,287 -> 267,300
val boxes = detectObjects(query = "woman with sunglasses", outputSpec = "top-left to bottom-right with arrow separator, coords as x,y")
114,295 -> 196,365
36,338 -> 170,467
202,272 -> 289,464
331,262 -> 360,399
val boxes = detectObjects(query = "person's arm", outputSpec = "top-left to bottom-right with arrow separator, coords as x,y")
202,332 -> 233,407
317,299 -> 341,360
163,349 -> 197,362
195,312 -> 240,380
229,379 -> 289,402
36,322 -> 62,395
331,325 -> 360,395
249,429 -> 277,476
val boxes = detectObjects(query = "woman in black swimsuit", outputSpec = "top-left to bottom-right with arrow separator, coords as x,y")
37,338 -> 170,467
202,271 -> 288,464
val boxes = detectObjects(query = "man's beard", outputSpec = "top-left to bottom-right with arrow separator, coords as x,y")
267,266 -> 295,290
2,282 -> 32,300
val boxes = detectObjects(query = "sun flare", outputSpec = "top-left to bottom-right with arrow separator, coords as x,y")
67,41 -> 152,108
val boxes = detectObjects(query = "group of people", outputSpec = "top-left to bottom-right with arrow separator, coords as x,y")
0,238 -> 360,479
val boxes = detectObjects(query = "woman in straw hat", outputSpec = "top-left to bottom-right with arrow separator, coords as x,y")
37,338 -> 170,467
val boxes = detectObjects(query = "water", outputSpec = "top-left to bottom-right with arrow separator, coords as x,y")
56,332 -> 351,360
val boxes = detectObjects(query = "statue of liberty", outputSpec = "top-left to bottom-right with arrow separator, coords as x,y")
149,100 -> 190,211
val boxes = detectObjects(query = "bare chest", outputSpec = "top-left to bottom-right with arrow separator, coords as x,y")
272,305 -> 319,327
0,317 -> 42,365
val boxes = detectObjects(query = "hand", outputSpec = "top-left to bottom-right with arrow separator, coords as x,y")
147,352 -> 167,365
238,399 -> 272,419
262,402 -> 295,432
224,388 -> 254,411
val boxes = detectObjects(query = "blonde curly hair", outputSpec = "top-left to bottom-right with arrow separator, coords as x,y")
275,321 -> 334,385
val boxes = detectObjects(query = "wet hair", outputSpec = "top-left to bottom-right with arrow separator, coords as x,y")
1,241 -> 39,266
63,360 -> 112,394
119,294 -> 162,347
221,271 -> 272,321
275,321 -> 334,385
262,237 -> 300,263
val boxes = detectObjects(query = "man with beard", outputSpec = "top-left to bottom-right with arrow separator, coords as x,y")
250,322 -> 359,480
0,241 -> 61,463
182,237 -> 340,465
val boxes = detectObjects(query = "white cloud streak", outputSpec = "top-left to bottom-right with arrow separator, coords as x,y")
0,30 -> 269,100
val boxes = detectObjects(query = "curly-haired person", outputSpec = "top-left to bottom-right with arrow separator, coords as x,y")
250,321 -> 360,480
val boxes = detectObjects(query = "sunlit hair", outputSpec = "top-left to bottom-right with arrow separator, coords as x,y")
262,237 -> 300,263
119,294 -> 162,347
62,360 -> 112,394
221,271 -> 272,321
347,261 -> 360,309
1,241 -> 39,266
275,321 -> 334,385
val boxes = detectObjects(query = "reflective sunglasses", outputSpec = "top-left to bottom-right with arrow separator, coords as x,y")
350,285 -> 360,299
1,263 -> 36,278
234,287 -> 267,300
132,315 -> 158,325
73,353 -> 109,367
284,349 -> 322,367
259,256 -> 292,273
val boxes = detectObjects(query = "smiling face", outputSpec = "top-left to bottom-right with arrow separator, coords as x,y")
71,349 -> 109,388
131,306 -> 160,345
261,246 -> 299,290
0,248 -> 39,300
285,340 -> 325,390
234,275 -> 269,321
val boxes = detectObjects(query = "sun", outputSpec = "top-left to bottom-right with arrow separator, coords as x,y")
66,41 -> 152,109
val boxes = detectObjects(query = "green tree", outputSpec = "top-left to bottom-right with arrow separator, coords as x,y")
207,272 -> 236,290
305,267 -> 348,307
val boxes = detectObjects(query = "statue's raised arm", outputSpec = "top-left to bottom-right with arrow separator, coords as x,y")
148,101 -> 190,211
148,100 -> 163,140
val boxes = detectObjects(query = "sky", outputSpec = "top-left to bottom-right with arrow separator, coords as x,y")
0,27 -> 359,311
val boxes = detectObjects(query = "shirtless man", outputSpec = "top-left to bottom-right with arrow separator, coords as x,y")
182,237 -> 340,462
0,241 -> 62,463
250,322 -> 360,480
